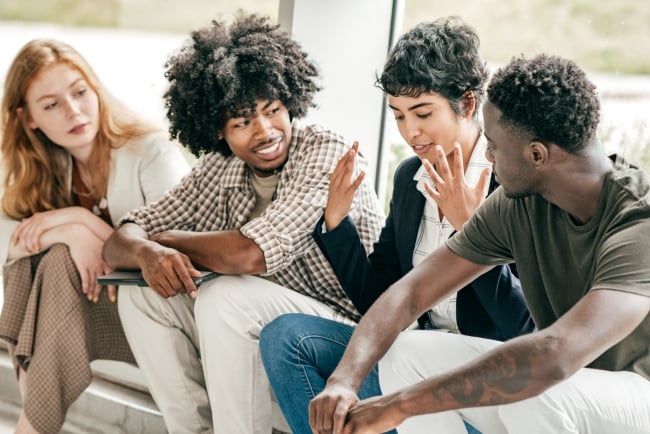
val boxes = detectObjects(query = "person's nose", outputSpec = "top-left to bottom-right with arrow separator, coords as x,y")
252,116 -> 272,141
404,118 -> 421,143
63,98 -> 81,119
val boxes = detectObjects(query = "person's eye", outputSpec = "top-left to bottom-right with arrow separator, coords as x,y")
234,119 -> 250,128
416,112 -> 432,119
267,107 -> 279,116
44,101 -> 57,110
76,88 -> 87,97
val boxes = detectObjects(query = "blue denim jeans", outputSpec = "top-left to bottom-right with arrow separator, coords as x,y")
260,313 -> 480,434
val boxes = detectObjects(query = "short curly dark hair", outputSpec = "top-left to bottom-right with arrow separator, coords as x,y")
487,54 -> 600,154
164,13 -> 321,157
376,16 -> 488,120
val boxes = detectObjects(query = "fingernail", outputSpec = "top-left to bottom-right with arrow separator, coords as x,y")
110,295 -> 116,303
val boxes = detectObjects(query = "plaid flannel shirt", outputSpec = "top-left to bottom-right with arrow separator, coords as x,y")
120,121 -> 384,321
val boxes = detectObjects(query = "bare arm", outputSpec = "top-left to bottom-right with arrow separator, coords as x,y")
309,246 -> 489,432
10,207 -> 113,256
9,223 -> 112,297
102,223 -> 264,298
150,229 -> 265,274
342,288 -> 650,434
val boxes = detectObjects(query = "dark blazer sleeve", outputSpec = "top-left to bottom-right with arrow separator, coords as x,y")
312,158 -> 421,315
457,264 -> 536,340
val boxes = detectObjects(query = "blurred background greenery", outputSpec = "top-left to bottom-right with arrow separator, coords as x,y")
2,0 -> 648,74
1,0 -> 649,205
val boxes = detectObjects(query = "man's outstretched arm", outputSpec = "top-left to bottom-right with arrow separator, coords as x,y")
309,245 -> 489,433
341,288 -> 650,434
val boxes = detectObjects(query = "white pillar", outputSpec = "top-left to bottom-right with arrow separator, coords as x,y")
278,0 -> 403,199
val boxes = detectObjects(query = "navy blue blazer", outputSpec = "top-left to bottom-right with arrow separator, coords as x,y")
314,156 -> 535,341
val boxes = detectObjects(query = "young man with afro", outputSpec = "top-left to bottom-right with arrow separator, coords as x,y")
102,13 -> 384,434
308,54 -> 650,434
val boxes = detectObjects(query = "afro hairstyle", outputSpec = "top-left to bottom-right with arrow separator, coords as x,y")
164,13 -> 321,157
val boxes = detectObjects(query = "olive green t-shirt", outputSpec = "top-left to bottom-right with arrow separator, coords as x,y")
447,157 -> 650,380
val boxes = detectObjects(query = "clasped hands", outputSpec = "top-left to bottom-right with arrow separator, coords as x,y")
308,383 -> 403,434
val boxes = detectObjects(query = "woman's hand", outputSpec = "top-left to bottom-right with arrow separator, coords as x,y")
11,207 -> 93,254
324,141 -> 366,231
64,224 -> 113,301
423,143 -> 491,231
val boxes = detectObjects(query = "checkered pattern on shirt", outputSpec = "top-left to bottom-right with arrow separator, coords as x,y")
120,121 -> 384,321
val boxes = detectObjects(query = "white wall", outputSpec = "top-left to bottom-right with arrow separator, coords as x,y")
278,0 -> 403,198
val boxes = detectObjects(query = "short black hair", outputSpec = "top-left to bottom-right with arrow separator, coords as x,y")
377,16 -> 488,119
487,54 -> 600,154
164,13 -> 321,157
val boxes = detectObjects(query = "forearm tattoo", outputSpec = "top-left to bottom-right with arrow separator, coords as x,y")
433,337 -> 553,407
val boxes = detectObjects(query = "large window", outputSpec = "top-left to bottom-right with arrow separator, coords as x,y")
2,0 -> 649,207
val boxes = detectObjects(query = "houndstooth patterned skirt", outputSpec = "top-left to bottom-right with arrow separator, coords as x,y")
0,244 -> 135,433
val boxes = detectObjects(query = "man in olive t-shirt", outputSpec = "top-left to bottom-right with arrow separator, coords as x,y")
307,55 -> 650,434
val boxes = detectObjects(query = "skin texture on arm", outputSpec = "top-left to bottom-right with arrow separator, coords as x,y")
338,289 -> 650,434
309,246 -> 489,433
9,222 -> 113,299
9,207 -> 113,256
150,228 -> 265,274
103,213 -> 265,298
103,223 -> 202,298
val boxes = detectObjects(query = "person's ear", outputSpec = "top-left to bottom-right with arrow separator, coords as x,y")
459,91 -> 476,119
529,140 -> 548,168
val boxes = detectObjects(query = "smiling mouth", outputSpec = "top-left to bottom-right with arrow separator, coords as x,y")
411,143 -> 432,153
255,136 -> 282,155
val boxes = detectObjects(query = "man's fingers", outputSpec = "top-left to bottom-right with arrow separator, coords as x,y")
332,401 -> 350,434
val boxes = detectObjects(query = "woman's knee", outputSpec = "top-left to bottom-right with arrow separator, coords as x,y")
259,313 -> 308,361
260,314 -> 337,358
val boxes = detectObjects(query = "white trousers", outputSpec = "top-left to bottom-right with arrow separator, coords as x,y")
378,330 -> 650,434
119,275 -> 354,434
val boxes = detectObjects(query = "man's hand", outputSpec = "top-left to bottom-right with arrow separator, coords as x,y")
309,382 -> 359,434
137,234 -> 203,298
324,141 -> 366,231
342,394 -> 404,434
423,143 -> 491,230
